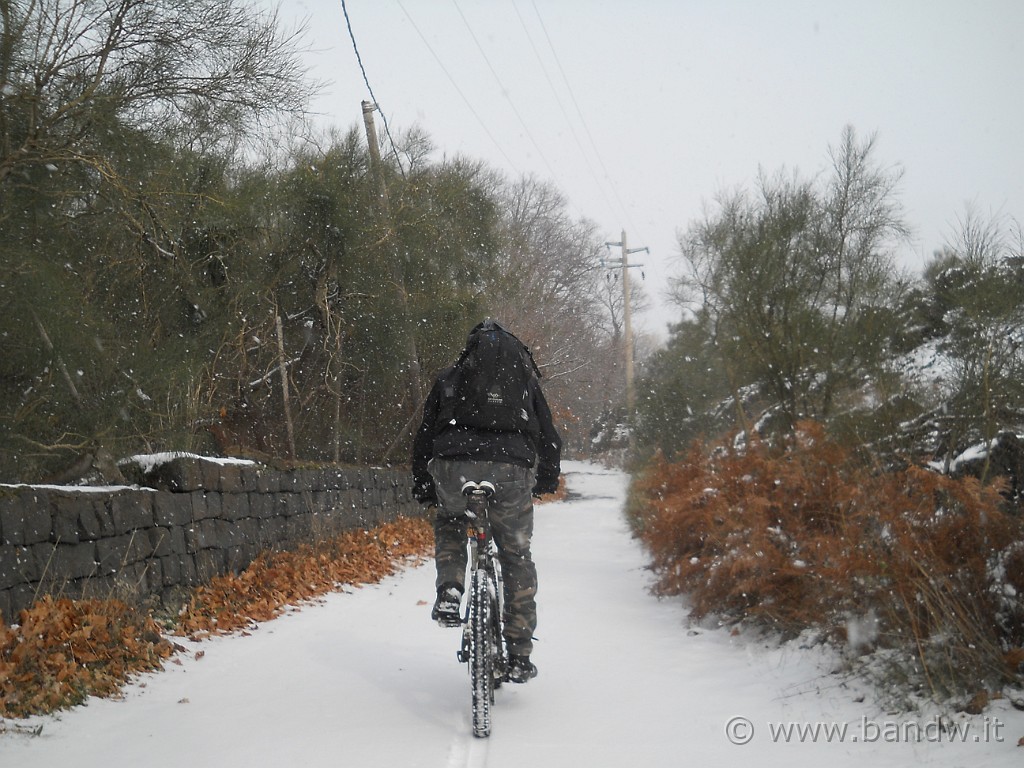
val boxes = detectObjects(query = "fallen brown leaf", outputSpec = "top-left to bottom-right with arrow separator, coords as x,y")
0,515 -> 433,720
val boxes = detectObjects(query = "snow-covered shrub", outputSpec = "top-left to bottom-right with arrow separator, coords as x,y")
632,421 -> 1022,700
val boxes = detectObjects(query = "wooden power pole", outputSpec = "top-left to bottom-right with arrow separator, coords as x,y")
361,101 -> 422,405
605,230 -> 647,450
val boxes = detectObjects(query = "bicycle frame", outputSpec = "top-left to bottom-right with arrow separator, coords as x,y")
456,480 -> 506,738
466,494 -> 503,609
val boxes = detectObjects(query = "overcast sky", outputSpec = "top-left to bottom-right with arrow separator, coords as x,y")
270,0 -> 1024,336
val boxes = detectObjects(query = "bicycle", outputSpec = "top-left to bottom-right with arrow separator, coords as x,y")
454,480 -> 507,738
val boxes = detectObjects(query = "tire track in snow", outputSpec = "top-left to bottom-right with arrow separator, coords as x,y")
445,709 -> 490,768
441,465 -> 618,767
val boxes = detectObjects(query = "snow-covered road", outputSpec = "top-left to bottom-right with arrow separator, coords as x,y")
2,461 -> 1021,767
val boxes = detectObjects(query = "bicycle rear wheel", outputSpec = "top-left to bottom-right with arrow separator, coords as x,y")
469,568 -> 498,737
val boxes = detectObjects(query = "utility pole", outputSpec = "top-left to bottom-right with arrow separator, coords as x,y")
362,101 -> 393,217
361,101 -> 421,405
604,230 -> 647,451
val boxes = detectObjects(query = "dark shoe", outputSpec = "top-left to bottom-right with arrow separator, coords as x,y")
506,654 -> 537,683
431,584 -> 463,627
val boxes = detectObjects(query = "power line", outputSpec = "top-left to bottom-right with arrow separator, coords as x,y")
530,1 -> 645,245
451,0 -> 560,182
344,0 -> 646,260
511,0 -> 619,225
339,0 -> 405,177
395,0 -> 519,172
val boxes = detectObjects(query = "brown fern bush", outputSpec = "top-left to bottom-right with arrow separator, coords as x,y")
633,421 -> 1024,699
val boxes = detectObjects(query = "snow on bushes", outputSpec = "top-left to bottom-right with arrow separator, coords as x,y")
632,421 -> 1024,700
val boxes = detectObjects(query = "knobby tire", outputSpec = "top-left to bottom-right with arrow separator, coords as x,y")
469,568 -> 497,738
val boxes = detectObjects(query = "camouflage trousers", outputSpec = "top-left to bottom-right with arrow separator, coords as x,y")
429,458 -> 538,656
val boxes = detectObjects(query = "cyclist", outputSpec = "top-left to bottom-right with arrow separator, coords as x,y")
412,319 -> 561,683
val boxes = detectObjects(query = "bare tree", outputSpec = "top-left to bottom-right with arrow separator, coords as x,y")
473,174 -> 612,446
0,0 -> 315,189
485,174 -> 605,362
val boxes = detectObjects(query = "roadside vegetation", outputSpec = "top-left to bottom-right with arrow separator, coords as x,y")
632,130 -> 1024,705
632,424 -> 1022,706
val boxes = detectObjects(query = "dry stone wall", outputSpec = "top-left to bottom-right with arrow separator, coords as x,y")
0,455 -> 424,624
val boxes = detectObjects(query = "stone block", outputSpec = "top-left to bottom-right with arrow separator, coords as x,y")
195,549 -> 226,581
153,493 -> 192,527
151,526 -> 187,558
191,491 -> 222,522
50,492 -> 84,544
318,490 -> 338,514
285,514 -> 313,542
309,491 -> 327,515
216,519 -> 236,546
18,490 -> 53,545
95,533 -> 149,575
280,470 -> 302,493
159,555 -> 181,586
6,584 -> 36,620
0,546 -> 34,589
185,519 -> 221,552
111,492 -> 154,534
179,554 -> 200,586
235,520 -> 252,548
146,456 -> 206,492
221,493 -> 250,522
93,535 -> 125,575
50,542 -> 98,581
246,493 -> 269,519
259,516 -> 287,546
226,544 -> 252,574
298,469 -> 317,491
366,487 -> 385,512
110,562 -> 147,597
255,469 -> 279,493
272,494 -> 292,518
142,559 -> 162,593
238,465 -> 264,493
79,499 -> 114,540
203,460 -> 245,494
394,483 -> 410,505
292,492 -> 313,516
0,495 -> 23,546
322,467 -> 348,490
341,488 -> 360,511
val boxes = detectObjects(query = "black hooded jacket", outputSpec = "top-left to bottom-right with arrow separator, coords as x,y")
411,325 -> 562,504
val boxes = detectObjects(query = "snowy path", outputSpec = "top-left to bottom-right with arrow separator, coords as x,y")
2,461 -> 1022,767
